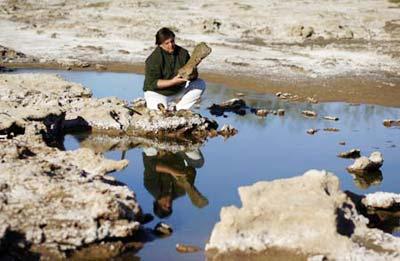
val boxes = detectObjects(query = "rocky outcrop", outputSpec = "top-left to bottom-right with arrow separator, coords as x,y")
0,73 -> 223,140
0,123 -> 142,257
206,170 -> 400,260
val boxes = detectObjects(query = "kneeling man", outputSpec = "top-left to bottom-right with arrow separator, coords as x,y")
143,27 -> 206,110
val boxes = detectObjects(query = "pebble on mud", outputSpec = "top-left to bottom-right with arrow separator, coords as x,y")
307,97 -> 318,104
338,149 -> 361,159
302,110 -> 317,117
154,222 -> 173,236
95,64 -> 107,71
176,244 -> 201,253
277,109 -> 285,116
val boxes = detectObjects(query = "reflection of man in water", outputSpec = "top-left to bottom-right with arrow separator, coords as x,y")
143,148 -> 208,218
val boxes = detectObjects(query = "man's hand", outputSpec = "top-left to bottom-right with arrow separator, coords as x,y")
172,75 -> 187,85
157,75 -> 187,89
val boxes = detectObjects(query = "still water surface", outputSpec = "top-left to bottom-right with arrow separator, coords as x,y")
14,69 -> 400,260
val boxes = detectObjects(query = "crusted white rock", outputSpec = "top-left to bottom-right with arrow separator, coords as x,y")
362,192 -> 400,209
0,125 -> 141,254
206,170 -> 400,260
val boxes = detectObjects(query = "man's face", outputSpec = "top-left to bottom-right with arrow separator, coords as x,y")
160,37 -> 175,54
157,195 -> 172,211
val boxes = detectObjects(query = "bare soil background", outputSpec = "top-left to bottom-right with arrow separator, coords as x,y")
1,0 -> 400,106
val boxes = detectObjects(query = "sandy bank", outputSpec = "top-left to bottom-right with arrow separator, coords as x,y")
1,0 -> 400,106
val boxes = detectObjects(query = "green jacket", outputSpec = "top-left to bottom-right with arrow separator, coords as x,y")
143,45 -> 190,96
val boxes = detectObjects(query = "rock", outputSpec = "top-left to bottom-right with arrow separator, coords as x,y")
51,32 -> 57,38
339,141 -> 346,145
383,119 -> 400,127
323,127 -> 340,132
218,124 -> 238,138
202,19 -> 222,33
291,25 -> 314,38
276,92 -> 298,101
0,126 -> 142,255
338,149 -> 361,158
323,116 -> 339,121
0,45 -> 27,62
178,42 -> 212,80
302,110 -> 317,117
362,192 -> 400,209
206,170 -> 400,260
347,151 -> 383,173
0,74 -> 219,140
154,222 -> 173,236
235,92 -> 245,97
307,128 -> 318,135
307,97 -> 318,104
208,98 -> 246,116
255,109 -> 268,117
176,243 -> 200,253
277,109 -> 285,116
95,64 -> 107,71
338,25 -> 354,39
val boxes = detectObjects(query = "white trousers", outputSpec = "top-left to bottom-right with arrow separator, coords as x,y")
144,78 -> 206,110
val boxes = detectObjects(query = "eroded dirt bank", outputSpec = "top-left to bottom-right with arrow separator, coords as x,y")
1,0 -> 400,106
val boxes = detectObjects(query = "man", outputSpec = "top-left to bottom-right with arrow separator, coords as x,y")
143,27 -> 206,110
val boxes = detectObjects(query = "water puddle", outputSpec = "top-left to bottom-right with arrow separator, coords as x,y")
11,68 -> 400,260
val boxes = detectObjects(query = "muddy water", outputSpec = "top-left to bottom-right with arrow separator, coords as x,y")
14,69 -> 400,260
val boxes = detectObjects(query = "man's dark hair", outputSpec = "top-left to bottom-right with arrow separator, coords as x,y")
155,27 -> 175,45
153,200 -> 172,218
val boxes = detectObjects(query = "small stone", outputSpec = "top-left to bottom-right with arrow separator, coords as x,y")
339,141 -> 346,145
302,110 -> 317,117
218,124 -> 238,138
275,92 -> 282,97
235,92 -> 245,97
323,128 -> 340,132
383,119 -> 400,127
154,222 -> 173,236
176,243 -> 200,253
51,33 -> 57,38
307,97 -> 318,104
323,116 -> 339,121
338,149 -> 361,159
95,64 -> 107,71
256,109 -> 268,117
347,151 -> 383,173
307,128 -> 318,135
277,109 -> 285,116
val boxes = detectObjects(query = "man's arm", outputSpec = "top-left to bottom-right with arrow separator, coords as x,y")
157,76 -> 187,89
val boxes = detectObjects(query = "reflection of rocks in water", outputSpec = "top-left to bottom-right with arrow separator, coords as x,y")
143,148 -> 208,219
76,133 -> 205,154
351,170 -> 383,189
